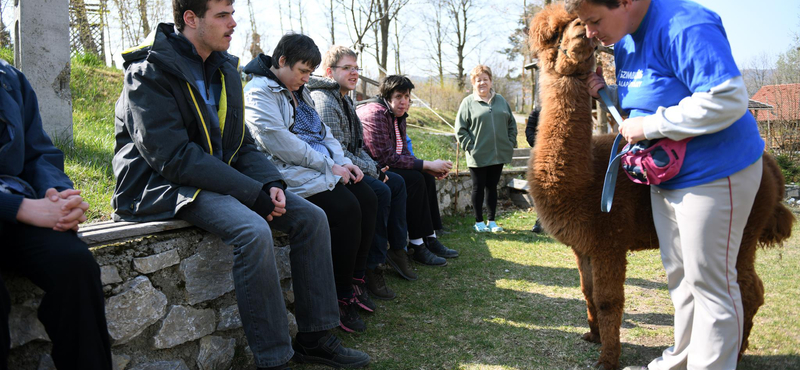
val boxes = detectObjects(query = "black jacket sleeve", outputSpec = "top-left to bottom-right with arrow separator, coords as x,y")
525,109 -> 540,148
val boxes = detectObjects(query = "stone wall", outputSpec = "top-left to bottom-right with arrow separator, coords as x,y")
5,224 -> 293,370
435,168 -> 528,215
3,169 -> 528,370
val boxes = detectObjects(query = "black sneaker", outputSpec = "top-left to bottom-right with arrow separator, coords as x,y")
386,248 -> 418,280
425,237 -> 459,258
411,243 -> 447,266
338,298 -> 366,333
352,278 -> 377,312
365,266 -> 396,300
292,333 -> 370,368
531,219 -> 545,234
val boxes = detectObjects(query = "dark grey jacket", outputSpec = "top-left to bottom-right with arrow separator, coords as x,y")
112,23 -> 283,221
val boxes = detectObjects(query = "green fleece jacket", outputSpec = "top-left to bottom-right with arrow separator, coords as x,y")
455,92 -> 518,168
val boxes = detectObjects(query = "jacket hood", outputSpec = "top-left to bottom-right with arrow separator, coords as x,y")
243,53 -> 273,76
244,54 -> 292,91
307,75 -> 339,91
121,23 -> 234,82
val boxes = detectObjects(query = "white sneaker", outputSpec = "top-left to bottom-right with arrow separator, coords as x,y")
487,221 -> 503,232
473,222 -> 489,232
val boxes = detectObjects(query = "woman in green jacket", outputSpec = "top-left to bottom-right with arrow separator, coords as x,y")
456,65 -> 517,232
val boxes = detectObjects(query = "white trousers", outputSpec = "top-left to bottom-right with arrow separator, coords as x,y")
648,158 -> 762,370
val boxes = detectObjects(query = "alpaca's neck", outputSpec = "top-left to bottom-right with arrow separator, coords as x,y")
532,70 -> 595,194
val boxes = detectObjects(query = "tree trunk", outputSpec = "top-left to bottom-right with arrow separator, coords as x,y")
329,0 -> 336,44
138,0 -> 150,37
72,0 -> 100,54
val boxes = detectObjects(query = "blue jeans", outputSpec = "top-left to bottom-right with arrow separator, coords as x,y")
176,190 -> 339,367
363,173 -> 408,269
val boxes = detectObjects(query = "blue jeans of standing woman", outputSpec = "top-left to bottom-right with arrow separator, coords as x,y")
364,173 -> 408,269
176,190 -> 339,368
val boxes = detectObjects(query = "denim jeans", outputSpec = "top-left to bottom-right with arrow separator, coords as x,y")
363,173 -> 408,269
176,190 -> 339,367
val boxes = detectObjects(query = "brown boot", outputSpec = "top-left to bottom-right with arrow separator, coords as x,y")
365,265 -> 396,300
386,248 -> 418,281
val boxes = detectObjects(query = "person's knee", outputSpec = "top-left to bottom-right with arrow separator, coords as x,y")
370,180 -> 391,208
56,243 -> 101,283
243,219 -> 273,245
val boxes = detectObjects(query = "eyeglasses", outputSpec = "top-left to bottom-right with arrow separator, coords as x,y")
332,65 -> 362,73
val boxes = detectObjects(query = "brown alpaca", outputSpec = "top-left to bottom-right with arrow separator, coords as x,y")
526,5 -> 795,370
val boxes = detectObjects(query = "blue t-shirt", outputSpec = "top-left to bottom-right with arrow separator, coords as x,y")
614,0 -> 764,189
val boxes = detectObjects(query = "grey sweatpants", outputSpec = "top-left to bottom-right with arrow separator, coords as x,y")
648,157 -> 762,370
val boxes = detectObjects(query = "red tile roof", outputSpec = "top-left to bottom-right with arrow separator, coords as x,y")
750,84 -> 800,121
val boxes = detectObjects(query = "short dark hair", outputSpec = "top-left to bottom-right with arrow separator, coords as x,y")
379,75 -> 415,100
173,0 -> 235,32
564,0 -> 621,13
271,33 -> 322,70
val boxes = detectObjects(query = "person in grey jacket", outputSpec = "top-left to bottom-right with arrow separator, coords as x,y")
308,45 -> 410,298
243,34 -> 378,335
112,1 -> 368,369
0,58 -> 112,370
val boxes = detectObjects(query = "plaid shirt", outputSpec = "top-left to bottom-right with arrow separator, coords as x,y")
356,98 -> 424,171
308,77 -> 380,178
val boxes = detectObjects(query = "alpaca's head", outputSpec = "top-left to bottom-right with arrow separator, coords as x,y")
529,4 -> 596,77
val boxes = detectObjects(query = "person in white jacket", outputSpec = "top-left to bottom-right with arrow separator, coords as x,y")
243,33 -> 378,335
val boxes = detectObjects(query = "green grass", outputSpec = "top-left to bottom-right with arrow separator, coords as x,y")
61,59 -> 122,221
294,209 -> 800,369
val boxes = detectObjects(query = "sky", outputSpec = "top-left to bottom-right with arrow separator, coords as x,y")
2,0 -> 798,74
692,0 -> 799,68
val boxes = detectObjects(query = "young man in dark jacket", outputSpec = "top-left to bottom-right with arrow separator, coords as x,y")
0,59 -> 112,370
112,1 -> 369,369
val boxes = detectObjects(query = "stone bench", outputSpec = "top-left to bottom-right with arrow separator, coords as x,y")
4,220 -> 293,370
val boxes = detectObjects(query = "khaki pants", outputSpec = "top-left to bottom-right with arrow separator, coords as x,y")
648,158 -> 762,370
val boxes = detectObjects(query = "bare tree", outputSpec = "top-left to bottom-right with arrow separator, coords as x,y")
0,0 -> 13,47
447,0 -> 477,90
246,0 -> 263,58
373,0 -> 410,78
71,0 -> 101,54
393,18 -> 400,74
742,52 -> 776,98
287,0 -> 295,31
138,0 -> 150,37
298,0 -> 305,34
422,0 -> 449,88
339,0 -> 379,60
277,0 -> 285,33
326,0 -> 336,44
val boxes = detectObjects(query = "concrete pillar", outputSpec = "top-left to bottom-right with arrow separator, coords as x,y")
14,0 -> 73,144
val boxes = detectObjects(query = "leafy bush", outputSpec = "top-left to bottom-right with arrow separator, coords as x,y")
72,52 -> 105,67
776,154 -> 800,184
0,47 -> 14,65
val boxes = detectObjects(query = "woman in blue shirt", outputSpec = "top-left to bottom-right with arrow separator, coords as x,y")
567,0 -> 765,369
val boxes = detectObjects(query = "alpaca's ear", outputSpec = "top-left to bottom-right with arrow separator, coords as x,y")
528,4 -> 571,54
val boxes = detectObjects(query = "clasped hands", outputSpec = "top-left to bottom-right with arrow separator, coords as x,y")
16,188 -> 89,232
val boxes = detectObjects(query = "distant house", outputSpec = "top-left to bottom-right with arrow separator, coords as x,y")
750,84 -> 800,153
750,83 -> 800,122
